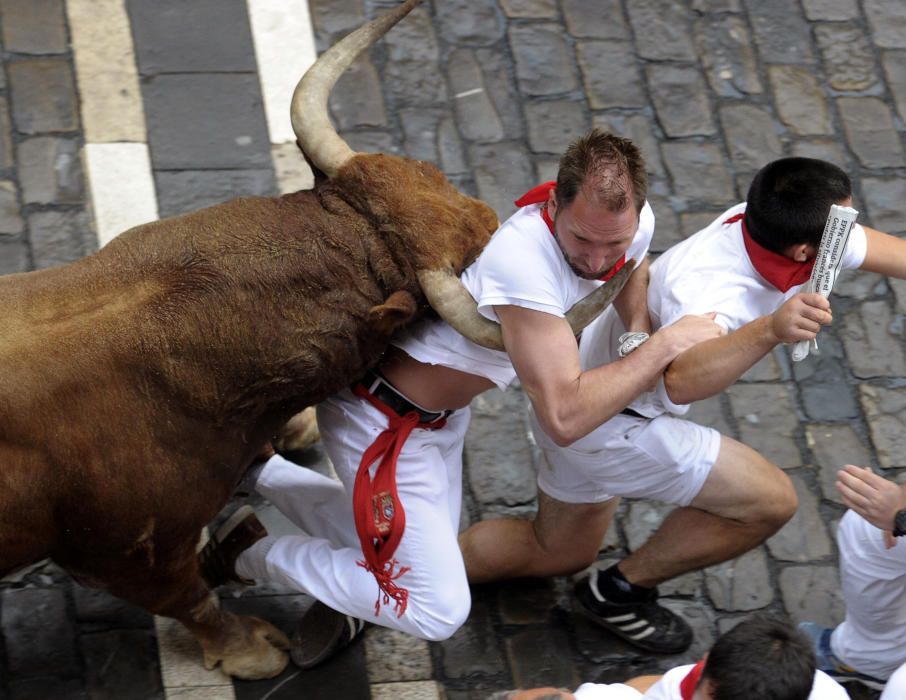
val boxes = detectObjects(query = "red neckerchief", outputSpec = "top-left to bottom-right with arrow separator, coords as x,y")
679,659 -> 707,700
725,212 -> 815,292
514,182 -> 626,282
350,383 -> 447,618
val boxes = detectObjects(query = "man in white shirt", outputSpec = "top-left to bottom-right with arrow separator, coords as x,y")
506,615 -> 848,700
198,130 -> 724,665
460,156 -> 906,654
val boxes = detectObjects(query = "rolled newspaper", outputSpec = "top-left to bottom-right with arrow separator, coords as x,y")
790,204 -> 859,362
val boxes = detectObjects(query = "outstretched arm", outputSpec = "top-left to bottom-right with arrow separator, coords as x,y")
663,292 -> 832,405
860,227 -> 906,279
498,304 -> 723,446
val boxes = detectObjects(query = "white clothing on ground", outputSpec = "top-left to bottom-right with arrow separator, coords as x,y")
641,664 -> 848,700
536,203 -> 868,504
880,662 -> 906,700
831,509 -> 906,680
236,393 -> 472,640
236,199 -> 652,638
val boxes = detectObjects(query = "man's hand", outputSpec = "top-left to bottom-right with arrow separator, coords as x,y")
655,312 -> 726,359
837,464 -> 906,548
770,292 -> 832,344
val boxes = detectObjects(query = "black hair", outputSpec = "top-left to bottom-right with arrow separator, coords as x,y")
744,157 -> 851,254
703,615 -> 816,700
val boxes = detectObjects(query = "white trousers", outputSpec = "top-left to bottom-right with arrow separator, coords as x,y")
831,509 -> 906,680
236,388 -> 472,641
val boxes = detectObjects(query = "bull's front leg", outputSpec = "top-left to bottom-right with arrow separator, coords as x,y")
99,537 -> 290,680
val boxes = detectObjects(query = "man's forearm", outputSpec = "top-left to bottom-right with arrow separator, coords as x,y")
613,258 -> 651,333
664,316 -> 776,405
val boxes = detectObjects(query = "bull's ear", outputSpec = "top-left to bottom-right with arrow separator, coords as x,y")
368,290 -> 417,335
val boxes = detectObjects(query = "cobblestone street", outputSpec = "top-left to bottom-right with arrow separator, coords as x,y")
2,0 -> 906,698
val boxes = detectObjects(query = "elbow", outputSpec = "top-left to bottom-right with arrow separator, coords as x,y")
539,411 -> 584,448
664,369 -> 694,406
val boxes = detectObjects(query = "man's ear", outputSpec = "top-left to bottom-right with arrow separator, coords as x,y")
791,243 -> 812,262
547,188 -> 558,217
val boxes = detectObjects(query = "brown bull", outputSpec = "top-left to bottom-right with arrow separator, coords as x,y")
0,0 -> 498,679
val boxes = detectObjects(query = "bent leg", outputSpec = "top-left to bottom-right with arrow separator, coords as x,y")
881,664 -> 906,700
832,510 -> 906,679
619,434 -> 797,587
460,491 -> 617,584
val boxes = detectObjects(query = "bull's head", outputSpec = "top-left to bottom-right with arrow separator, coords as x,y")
290,0 -> 631,351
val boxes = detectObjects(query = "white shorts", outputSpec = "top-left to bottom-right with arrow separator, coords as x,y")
532,409 -> 721,506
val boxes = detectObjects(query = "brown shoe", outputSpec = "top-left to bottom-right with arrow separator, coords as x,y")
290,601 -> 367,669
198,505 -> 267,588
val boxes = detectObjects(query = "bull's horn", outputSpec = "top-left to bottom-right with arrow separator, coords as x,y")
417,261 -> 635,352
290,0 -> 422,177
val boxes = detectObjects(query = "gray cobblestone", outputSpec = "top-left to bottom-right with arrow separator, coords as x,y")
592,114 -> 664,178
744,0 -> 815,64
741,350 -> 783,382
882,51 -> 906,123
861,177 -> 906,234
29,210 -> 94,269
308,0 -> 363,46
466,387 -> 536,508
341,129 -> 402,155
768,66 -> 833,137
691,0 -> 741,10
434,0 -> 504,45
694,15 -> 763,98
81,630 -> 163,700
0,181 -> 23,235
468,140 -> 534,220
7,58 -> 78,134
576,41 -> 646,110
802,0 -> 860,20
364,627 -> 433,683
525,100 -> 587,154
155,169 -> 276,219
859,384 -> 906,469
864,0 -> 906,49
506,626 -> 579,690
838,97 -> 904,168
0,0 -> 67,55
378,7 -> 447,108
474,47 -> 526,141
646,66 -> 716,138
626,0 -> 695,61
17,136 -> 82,205
499,0 -> 557,18
508,24 -> 579,97
719,104 -> 783,172
437,596 -> 506,680
0,98 -> 12,173
779,564 -> 845,626
561,0 -> 628,40
727,383 -> 801,468
815,23 -> 879,92
766,473 -> 833,562
437,116 -> 469,176
842,299 -> 906,378
497,578 -> 561,625
806,423 -> 873,504
447,48 -> 504,143
330,55 -> 387,130
0,237 -> 28,274
1,588 -> 79,677
400,108 -> 446,163
704,547 -> 773,611
685,394 -> 734,436
661,141 -> 735,205
789,138 -> 846,165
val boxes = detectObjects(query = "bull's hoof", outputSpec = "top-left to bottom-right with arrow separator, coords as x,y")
203,614 -> 291,680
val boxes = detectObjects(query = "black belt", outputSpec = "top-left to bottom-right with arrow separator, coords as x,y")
357,369 -> 451,424
620,407 -> 647,419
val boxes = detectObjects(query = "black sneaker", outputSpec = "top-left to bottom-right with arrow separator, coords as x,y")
574,575 -> 692,654
198,505 -> 267,588
290,600 -> 367,669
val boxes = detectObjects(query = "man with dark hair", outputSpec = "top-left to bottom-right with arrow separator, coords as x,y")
200,129 -> 722,664
505,615 -> 847,700
460,156 -> 906,655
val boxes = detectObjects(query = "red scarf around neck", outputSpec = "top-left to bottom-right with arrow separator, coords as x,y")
514,182 -> 626,282
725,212 -> 815,292
351,384 -> 447,617
679,659 -> 707,700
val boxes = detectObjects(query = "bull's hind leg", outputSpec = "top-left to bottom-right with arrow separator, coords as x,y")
89,536 -> 290,679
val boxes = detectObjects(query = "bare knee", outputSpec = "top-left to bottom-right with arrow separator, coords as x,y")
749,469 -> 798,531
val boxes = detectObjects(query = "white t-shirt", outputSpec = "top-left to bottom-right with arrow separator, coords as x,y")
574,681 -> 643,699
393,200 -> 655,390
641,663 -> 849,700
581,201 -> 868,417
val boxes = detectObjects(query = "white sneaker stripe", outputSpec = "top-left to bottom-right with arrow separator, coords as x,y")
628,627 -> 655,640
615,619 -> 648,632
603,613 -> 637,623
